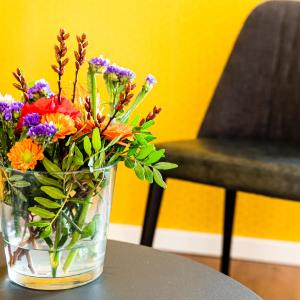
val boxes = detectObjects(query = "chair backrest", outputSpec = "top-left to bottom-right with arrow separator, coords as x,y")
199,1 -> 300,143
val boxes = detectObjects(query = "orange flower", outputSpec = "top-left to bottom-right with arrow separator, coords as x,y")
102,123 -> 133,146
41,113 -> 77,142
7,138 -> 44,172
74,118 -> 97,140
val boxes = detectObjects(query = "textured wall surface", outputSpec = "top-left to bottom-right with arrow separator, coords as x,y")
2,0 -> 300,242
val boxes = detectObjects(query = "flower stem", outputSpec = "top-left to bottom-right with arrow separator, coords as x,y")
87,69 -> 98,120
63,197 -> 91,272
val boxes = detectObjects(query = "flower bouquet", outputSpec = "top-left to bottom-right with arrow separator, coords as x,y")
0,29 -> 177,290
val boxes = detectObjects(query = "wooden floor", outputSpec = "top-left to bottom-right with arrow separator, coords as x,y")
178,254 -> 300,300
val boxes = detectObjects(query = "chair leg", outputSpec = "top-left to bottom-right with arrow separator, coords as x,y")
140,181 -> 166,247
221,189 -> 237,275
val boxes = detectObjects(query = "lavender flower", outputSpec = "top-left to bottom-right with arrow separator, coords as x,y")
28,79 -> 53,100
27,123 -> 57,138
4,109 -> 12,121
11,102 -> 24,112
0,102 -> 9,112
0,101 -> 23,121
89,56 -> 110,67
23,113 -> 41,127
145,74 -> 157,86
105,65 -> 135,81
89,56 -> 110,73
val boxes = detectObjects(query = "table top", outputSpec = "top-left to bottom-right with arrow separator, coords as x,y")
0,240 -> 261,300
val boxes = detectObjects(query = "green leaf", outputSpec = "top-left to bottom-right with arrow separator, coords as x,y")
81,219 -> 96,238
136,145 -> 155,160
34,173 -> 62,188
83,136 -> 92,156
40,225 -> 52,238
144,166 -> 153,183
12,187 -> 27,202
125,158 -> 135,169
104,136 -> 122,150
74,146 -> 84,165
131,114 -> 141,126
41,186 -> 66,200
13,181 -> 31,188
34,197 -> 61,209
127,147 -> 138,156
42,158 -> 64,180
92,128 -> 101,152
154,162 -> 178,170
65,142 -> 76,171
141,120 -> 155,130
135,134 -> 147,145
153,168 -> 167,189
144,134 -> 157,142
134,161 -> 145,180
69,198 -> 92,205
143,149 -> 165,164
9,175 -> 23,181
28,220 -> 50,228
29,207 -> 55,219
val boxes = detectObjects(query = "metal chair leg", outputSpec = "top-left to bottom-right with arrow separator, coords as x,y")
140,181 -> 166,247
221,189 -> 237,275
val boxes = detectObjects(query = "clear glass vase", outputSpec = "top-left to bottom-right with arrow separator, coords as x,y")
0,165 -> 116,290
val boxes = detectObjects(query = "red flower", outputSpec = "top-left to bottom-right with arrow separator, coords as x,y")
18,95 -> 81,130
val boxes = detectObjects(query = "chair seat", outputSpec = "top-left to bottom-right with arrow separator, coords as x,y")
158,138 -> 300,200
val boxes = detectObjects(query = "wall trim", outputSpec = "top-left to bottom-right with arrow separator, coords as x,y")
108,223 -> 300,266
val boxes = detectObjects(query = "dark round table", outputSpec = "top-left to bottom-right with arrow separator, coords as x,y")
0,240 -> 261,299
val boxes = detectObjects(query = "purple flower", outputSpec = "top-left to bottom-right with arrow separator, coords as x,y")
23,113 -> 41,127
28,79 -> 53,99
11,102 -> 24,112
0,102 -> 9,113
3,109 -> 12,121
89,56 -> 110,67
27,123 -> 57,138
0,101 -> 23,121
145,74 -> 157,85
105,65 -> 135,80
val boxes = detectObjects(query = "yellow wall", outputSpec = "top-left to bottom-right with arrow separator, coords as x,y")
2,0 -> 300,242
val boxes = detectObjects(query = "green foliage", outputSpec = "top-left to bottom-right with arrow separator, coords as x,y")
134,161 -> 145,180
153,168 -> 167,189
34,197 -> 61,209
13,181 -> 30,188
34,173 -> 62,188
43,158 -> 64,179
41,186 -> 66,200
143,149 -> 165,164
125,158 -> 135,169
144,166 -> 153,183
154,162 -> 178,170
28,220 -> 50,228
83,136 -> 92,156
92,128 -> 101,152
28,207 -> 55,219
9,175 -> 24,181
81,219 -> 96,238
136,145 -> 155,160
40,225 -> 52,238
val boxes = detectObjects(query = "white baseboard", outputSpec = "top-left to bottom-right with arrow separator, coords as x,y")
108,223 -> 300,266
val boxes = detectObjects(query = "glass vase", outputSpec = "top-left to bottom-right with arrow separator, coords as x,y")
0,165 -> 116,290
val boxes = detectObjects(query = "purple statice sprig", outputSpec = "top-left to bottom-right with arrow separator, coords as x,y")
0,101 -> 24,121
105,64 -> 135,81
28,79 -> 53,100
145,74 -> 157,86
23,113 -> 41,127
27,122 -> 57,139
89,56 -> 110,74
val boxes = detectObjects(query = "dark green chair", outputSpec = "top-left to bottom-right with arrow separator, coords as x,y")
140,0 -> 300,275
